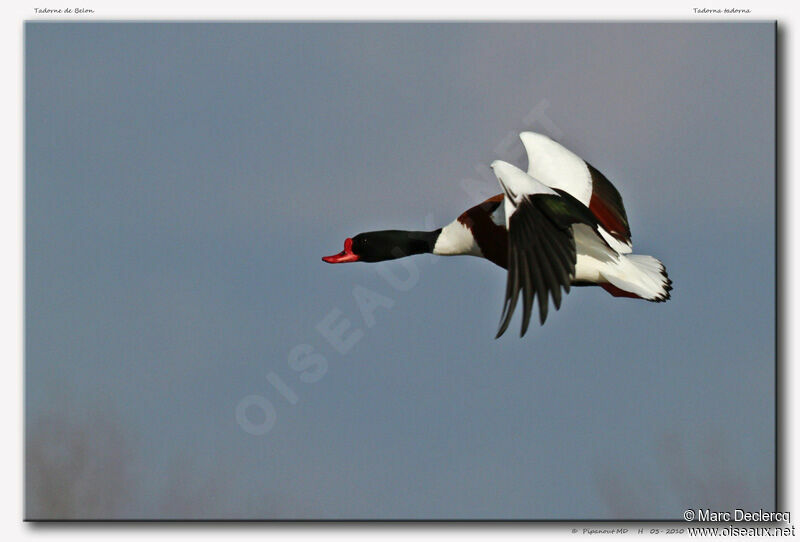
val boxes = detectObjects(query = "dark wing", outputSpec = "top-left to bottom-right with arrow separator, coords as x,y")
496,190 -> 603,338
587,162 -> 632,246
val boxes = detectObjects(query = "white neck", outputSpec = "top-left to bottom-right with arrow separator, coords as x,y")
432,220 -> 483,257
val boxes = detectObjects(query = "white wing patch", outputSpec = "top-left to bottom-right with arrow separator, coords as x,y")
598,227 -> 633,254
490,160 -> 556,229
520,132 -> 593,206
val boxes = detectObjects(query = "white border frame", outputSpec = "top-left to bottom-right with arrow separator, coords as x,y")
5,2 -> 794,539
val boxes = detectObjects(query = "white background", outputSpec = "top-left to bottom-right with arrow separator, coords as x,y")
3,1 -> 794,539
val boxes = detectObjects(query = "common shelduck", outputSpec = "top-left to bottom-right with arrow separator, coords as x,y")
322,132 -> 671,338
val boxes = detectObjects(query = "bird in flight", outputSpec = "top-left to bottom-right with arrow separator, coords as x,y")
322,132 -> 671,338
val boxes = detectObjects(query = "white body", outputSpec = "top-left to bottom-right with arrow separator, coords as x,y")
571,224 -> 669,300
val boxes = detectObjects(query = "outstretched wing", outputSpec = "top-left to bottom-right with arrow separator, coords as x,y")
492,160 -> 606,338
520,132 -> 632,253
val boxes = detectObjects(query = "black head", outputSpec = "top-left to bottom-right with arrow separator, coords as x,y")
322,230 -> 439,264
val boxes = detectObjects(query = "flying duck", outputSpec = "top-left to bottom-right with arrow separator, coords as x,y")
322,132 -> 671,338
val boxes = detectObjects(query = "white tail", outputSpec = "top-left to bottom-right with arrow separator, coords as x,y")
600,254 -> 672,302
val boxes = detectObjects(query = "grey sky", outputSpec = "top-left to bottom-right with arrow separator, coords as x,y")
25,22 -> 775,519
